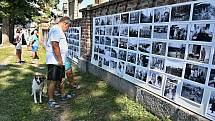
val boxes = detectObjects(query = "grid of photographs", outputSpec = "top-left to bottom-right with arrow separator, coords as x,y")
91,1 -> 215,119
66,27 -> 81,63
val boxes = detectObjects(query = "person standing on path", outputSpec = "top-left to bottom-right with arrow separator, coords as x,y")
14,28 -> 24,64
31,29 -> 39,63
45,16 -> 72,108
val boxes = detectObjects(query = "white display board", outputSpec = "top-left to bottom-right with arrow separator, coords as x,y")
66,27 -> 81,63
91,0 -> 215,119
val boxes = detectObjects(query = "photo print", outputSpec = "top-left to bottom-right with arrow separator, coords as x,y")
169,24 -> 188,40
187,44 -> 211,64
98,56 -> 103,67
206,90 -> 215,120
103,58 -> 110,67
128,39 -> 138,51
98,45 -> 105,55
127,52 -> 137,64
163,76 -> 179,100
184,63 -> 208,84
152,41 -> 166,56
181,81 -> 204,104
117,61 -> 125,76
154,7 -> 170,22
138,40 -> 151,53
168,42 -> 185,59
100,36 -> 105,44
137,54 -> 149,67
105,37 -> 111,46
104,46 -> 111,57
190,24 -> 214,42
150,57 -> 165,71
93,54 -> 98,61
112,26 -> 119,36
94,44 -> 99,53
135,67 -> 147,82
125,64 -> 136,77
111,48 -> 118,59
100,27 -> 105,35
100,17 -> 107,25
130,11 -> 140,24
193,1 -> 215,21
105,26 -> 112,36
119,38 -> 128,49
120,26 -> 128,37
113,15 -> 121,25
95,36 -> 99,44
208,69 -> 215,88
107,16 -> 113,25
112,38 -> 119,47
147,71 -> 163,89
95,18 -> 100,26
139,26 -> 152,38
165,59 -> 184,77
140,9 -> 153,23
118,49 -> 127,61
95,27 -> 100,35
171,4 -> 191,21
153,26 -> 168,39
110,60 -> 117,69
129,26 -> 139,37
121,13 -> 129,24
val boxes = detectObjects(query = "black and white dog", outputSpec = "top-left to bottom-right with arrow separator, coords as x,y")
31,75 -> 46,103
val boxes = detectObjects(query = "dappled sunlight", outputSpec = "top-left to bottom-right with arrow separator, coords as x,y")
90,90 -> 105,97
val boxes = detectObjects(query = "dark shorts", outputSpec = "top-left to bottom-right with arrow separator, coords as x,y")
47,64 -> 65,81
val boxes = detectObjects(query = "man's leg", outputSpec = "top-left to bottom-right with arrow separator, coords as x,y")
48,80 -> 56,100
60,79 -> 65,96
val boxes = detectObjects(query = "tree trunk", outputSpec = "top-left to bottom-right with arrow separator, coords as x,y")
2,17 -> 14,46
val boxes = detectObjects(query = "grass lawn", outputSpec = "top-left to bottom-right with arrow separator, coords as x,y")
0,45 -> 165,121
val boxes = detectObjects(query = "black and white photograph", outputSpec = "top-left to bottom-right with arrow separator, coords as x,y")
100,27 -> 105,35
168,42 -> 185,59
111,48 -> 118,59
163,76 -> 178,100
192,1 -> 215,21
154,7 -> 170,22
169,24 -> 188,40
130,11 -> 140,24
98,46 -> 105,55
187,44 -> 211,64
147,71 -> 163,89
104,47 -> 111,57
138,40 -> 151,53
184,63 -> 208,84
118,49 -> 127,61
125,64 -> 136,77
95,18 -> 100,26
95,36 -> 100,44
94,44 -> 99,53
100,17 -> 107,25
105,26 -> 112,36
98,56 -> 103,67
135,67 -> 147,82
107,16 -> 113,25
128,39 -> 138,51
150,57 -> 165,71
119,38 -> 128,49
95,27 -> 100,35
112,26 -> 119,36
153,26 -> 168,39
139,26 -> 152,38
93,54 -> 98,61
137,54 -> 149,67
117,61 -> 125,76
181,82 -> 204,104
165,59 -> 184,77
113,15 -> 121,25
129,26 -> 139,37
103,58 -> 110,66
127,52 -> 136,64
206,90 -> 215,120
121,13 -> 129,24
208,69 -> 215,88
140,9 -> 153,23
190,24 -> 214,42
120,26 -> 128,37
110,60 -> 117,69
112,38 -> 119,47
105,37 -> 111,46
152,42 -> 166,56
171,4 -> 191,21
100,36 -> 105,45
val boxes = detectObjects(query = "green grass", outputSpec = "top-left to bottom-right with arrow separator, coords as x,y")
0,45 -> 163,121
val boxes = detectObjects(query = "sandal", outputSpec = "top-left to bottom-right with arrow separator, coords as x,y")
48,100 -> 60,108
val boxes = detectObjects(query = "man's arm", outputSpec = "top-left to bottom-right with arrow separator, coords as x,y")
52,41 -> 63,66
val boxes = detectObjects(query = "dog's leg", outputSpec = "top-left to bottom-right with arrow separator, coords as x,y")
33,92 -> 37,103
39,91 -> 42,103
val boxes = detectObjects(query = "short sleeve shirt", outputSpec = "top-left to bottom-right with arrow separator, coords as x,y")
46,25 -> 68,65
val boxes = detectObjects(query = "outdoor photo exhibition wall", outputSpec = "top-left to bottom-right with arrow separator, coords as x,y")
91,0 -> 215,120
66,27 -> 81,63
